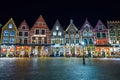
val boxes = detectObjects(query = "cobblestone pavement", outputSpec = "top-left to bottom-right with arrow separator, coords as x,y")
0,57 -> 120,80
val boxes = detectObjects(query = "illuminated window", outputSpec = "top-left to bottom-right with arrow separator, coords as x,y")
4,30 -> 9,36
53,31 -> 57,36
97,40 -> 100,44
98,25 -> 103,30
83,31 -> 87,36
89,31 -> 92,36
60,39 -> 63,44
8,23 -> 12,28
9,38 -> 15,44
58,31 -> 62,36
10,31 -> 15,36
3,37 -> 8,43
56,26 -> 59,30
83,38 -> 88,45
103,40 -> 107,44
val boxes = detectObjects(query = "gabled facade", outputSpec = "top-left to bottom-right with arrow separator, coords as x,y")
80,19 -> 95,57
29,15 -> 51,56
18,20 -> 30,44
16,20 -> 30,56
94,20 -> 110,57
1,18 -> 18,56
107,21 -> 120,56
50,20 -> 64,56
64,20 -> 80,56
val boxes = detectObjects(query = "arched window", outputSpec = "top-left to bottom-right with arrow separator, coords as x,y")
85,24 -> 89,31
70,34 -> 74,38
83,31 -> 87,36
70,29 -> 74,34
75,34 -> 79,38
22,26 -> 26,30
89,39 -> 93,44
88,31 -> 92,36
65,34 -> 69,38
83,38 -> 88,45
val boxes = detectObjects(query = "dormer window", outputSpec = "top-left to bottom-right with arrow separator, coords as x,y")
22,26 -> 26,30
85,24 -> 89,31
8,23 -> 12,28
56,26 -> 59,30
98,25 -> 103,30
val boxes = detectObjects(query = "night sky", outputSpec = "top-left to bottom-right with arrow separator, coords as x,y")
0,0 -> 120,29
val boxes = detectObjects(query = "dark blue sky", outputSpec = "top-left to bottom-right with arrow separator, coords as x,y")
0,0 -> 120,29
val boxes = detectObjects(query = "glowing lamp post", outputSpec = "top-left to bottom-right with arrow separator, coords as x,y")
81,42 -> 85,65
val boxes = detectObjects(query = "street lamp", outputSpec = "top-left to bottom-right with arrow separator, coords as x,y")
81,42 -> 85,65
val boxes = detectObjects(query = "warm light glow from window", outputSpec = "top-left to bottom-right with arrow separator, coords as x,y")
10,48 -> 14,52
2,48 -> 6,52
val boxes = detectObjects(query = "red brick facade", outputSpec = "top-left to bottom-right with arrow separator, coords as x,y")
18,20 -> 30,44
29,15 -> 51,44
